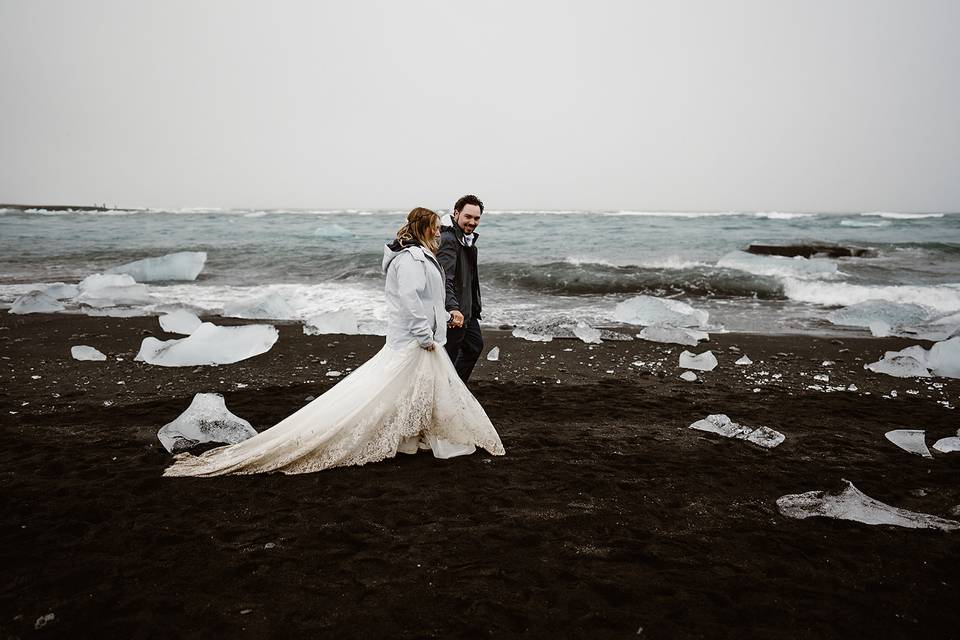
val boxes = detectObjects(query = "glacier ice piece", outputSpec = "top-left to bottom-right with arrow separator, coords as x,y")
639,323 -> 709,346
688,413 -> 784,448
828,300 -> 932,330
224,293 -> 299,320
613,295 -> 709,328
159,309 -> 202,335
679,371 -> 698,382
679,350 -> 718,371
932,437 -> 960,453
869,321 -> 891,337
9,290 -> 65,314
572,322 -> 602,344
884,429 -> 932,458
71,345 -> 107,361
107,251 -> 206,282
735,355 -> 753,365
303,309 -> 359,335
135,322 -> 279,367
158,393 -> 257,453
776,480 -> 960,531
865,355 -> 931,378
927,337 -> 960,378
76,273 -> 151,307
42,283 -> 80,300
486,346 -> 500,361
512,328 -> 553,342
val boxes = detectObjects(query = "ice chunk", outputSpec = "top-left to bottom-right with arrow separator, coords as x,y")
325,370 -> 342,377
71,345 -> 107,361
884,429 -> 933,458
932,437 -> 960,453
869,321 -> 891,337
679,371 -> 698,382
107,251 -> 206,282
512,328 -> 553,342
689,413 -> 784,448
9,290 -> 65,314
828,300 -> 932,330
303,308 -> 359,335
77,273 -> 151,307
776,480 -> 960,531
42,283 -> 80,300
639,323 -> 708,346
224,293 -> 299,320
135,322 -> 279,367
679,350 -> 718,371
865,354 -> 931,378
486,346 -> 500,361
157,393 -> 257,453
613,295 -> 709,328
159,309 -> 202,335
572,322 -> 602,344
717,250 -> 838,279
735,355 -> 753,366
927,337 -> 960,378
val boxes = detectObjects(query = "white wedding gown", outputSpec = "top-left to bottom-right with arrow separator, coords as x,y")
164,340 -> 505,477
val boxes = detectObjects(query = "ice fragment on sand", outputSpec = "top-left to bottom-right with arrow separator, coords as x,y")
865,354 -> 931,378
9,290 -> 65,314
224,292 -> 299,320
869,321 -> 891,337
688,414 -> 784,448
135,322 -> 278,366
159,309 -> 202,335
613,295 -> 709,328
884,429 -> 932,458
512,328 -> 553,342
77,273 -> 151,307
679,350 -> 718,371
639,323 -> 708,346
107,251 -> 206,282
71,345 -> 107,361
303,309 -> 359,335
572,321 -> 602,344
828,301 -> 932,330
734,355 -> 753,365
486,346 -> 500,361
933,437 -> 960,453
927,337 -> 960,378
776,480 -> 960,531
325,370 -> 342,377
157,393 -> 257,453
679,371 -> 698,382
813,374 -> 829,382
42,283 -> 80,300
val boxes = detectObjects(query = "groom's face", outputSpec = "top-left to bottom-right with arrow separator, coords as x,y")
456,204 -> 482,234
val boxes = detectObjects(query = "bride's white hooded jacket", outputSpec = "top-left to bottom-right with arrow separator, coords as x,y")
382,242 -> 450,350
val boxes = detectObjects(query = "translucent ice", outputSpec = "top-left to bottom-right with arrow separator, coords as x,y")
679,350 -> 718,371
613,295 -> 709,328
927,337 -> 960,378
303,309 -> 359,335
776,480 -> 960,531
486,346 -> 500,361
679,371 -> 698,382
159,309 -> 202,335
77,273 -> 151,307
572,322 -> 602,344
224,293 -> 299,320
71,345 -> 107,361
9,290 -> 65,314
828,300 -> 932,330
157,393 -> 257,453
735,355 -> 753,366
932,437 -> 960,453
884,429 -> 932,457
107,251 -> 206,282
135,322 -> 279,367
42,283 -> 80,300
865,354 -> 931,378
639,323 -> 709,346
512,328 -> 553,342
688,413 -> 784,448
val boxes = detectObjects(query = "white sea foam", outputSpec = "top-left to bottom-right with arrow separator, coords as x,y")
717,251 -> 839,279
782,280 -> 960,314
860,211 -> 945,220
840,219 -> 892,227
753,212 -> 814,220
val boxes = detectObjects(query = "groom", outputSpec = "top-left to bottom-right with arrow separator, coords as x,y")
438,194 -> 484,383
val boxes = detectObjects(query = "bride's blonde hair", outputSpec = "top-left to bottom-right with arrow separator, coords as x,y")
396,207 -> 440,253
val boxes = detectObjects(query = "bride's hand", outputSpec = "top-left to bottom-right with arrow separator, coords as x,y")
421,342 -> 435,351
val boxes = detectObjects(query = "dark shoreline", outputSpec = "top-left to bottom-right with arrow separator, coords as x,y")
1,312 -> 958,638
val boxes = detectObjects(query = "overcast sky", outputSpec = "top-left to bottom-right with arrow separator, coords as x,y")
1,0 -> 958,212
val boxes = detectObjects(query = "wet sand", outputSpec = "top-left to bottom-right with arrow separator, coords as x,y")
1,312 -> 958,638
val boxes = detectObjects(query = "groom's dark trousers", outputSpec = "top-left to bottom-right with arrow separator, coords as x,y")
445,317 -> 483,383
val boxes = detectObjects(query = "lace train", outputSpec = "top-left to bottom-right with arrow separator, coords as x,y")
163,342 -> 504,476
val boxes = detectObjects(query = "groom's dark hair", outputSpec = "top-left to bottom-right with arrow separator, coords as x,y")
454,194 -> 484,214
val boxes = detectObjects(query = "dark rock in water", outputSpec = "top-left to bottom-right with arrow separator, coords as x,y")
746,243 -> 876,258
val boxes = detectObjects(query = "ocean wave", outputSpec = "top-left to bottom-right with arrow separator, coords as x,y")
860,211 -> 946,220
840,219 -> 892,227
782,279 -> 960,313
753,212 -> 815,220
716,251 -> 839,280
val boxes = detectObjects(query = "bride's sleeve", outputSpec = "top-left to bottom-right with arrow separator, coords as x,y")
394,257 -> 434,347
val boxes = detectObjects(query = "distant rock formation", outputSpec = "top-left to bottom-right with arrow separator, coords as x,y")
746,242 -> 876,258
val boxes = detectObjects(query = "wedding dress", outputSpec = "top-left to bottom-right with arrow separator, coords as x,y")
164,242 -> 504,477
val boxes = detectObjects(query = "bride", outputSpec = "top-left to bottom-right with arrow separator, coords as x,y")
164,207 -> 504,477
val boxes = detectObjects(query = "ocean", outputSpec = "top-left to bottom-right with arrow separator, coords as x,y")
1,207 -> 959,337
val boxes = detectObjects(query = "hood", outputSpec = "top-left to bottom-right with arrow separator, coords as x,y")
382,240 -> 442,274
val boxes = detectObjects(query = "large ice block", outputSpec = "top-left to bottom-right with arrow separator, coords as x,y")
9,291 -> 65,314
77,273 -> 151,307
639,323 -> 709,346
614,295 -> 709,328
303,309 -> 360,335
136,322 -> 279,366
107,251 -> 206,282
679,350 -> 718,371
158,393 -> 257,453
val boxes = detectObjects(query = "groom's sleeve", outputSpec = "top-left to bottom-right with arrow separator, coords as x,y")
437,234 -> 460,312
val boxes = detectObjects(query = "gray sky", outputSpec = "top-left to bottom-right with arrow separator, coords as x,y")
1,0 -> 958,212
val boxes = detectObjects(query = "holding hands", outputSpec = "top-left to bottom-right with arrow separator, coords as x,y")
448,310 -> 464,329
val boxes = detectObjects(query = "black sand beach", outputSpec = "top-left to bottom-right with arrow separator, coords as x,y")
1,313 -> 959,638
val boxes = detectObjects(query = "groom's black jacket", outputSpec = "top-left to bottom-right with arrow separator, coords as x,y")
438,222 -> 482,323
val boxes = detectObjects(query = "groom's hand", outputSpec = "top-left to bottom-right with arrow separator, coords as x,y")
448,310 -> 464,328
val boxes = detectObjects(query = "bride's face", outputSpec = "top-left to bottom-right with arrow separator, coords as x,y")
431,218 -> 441,241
